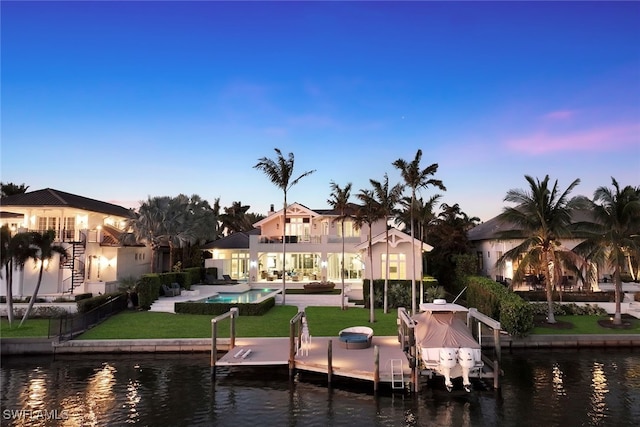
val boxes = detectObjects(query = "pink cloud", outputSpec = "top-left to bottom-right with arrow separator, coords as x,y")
505,123 -> 640,155
543,110 -> 576,120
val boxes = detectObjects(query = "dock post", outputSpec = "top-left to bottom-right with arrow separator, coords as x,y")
493,327 -> 501,361
289,317 -> 296,380
373,345 -> 380,394
493,359 -> 500,389
230,307 -> 238,350
327,339 -> 333,386
211,318 -> 218,379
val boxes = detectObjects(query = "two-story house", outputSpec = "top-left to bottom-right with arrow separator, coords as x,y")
0,188 -> 152,298
202,202 -> 431,284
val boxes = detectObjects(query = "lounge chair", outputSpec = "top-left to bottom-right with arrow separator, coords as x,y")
162,284 -> 179,297
171,282 -> 182,295
222,274 -> 239,284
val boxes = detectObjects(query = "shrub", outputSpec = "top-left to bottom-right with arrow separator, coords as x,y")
465,276 -> 534,337
175,297 -> 275,316
364,279 -> 416,309
138,274 -> 163,310
77,292 -> 126,314
530,302 -> 607,316
183,267 -> 204,286
74,293 -> 93,302
424,285 -> 446,303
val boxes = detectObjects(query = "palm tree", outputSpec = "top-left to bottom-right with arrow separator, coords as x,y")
393,149 -> 446,315
4,232 -> 37,327
409,195 -> 442,304
254,148 -> 315,305
573,178 -> 640,325
0,182 -> 29,197
220,201 -> 254,235
19,230 -> 68,327
353,188 -> 383,323
1,225 -> 15,326
369,174 -> 403,313
327,181 -> 353,310
497,175 -> 584,324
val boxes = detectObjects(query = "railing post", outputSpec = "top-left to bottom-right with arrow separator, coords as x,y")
327,339 -> 333,386
230,307 -> 238,350
374,345 -> 380,394
211,318 -> 218,379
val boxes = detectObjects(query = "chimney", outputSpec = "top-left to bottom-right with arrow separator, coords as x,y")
268,204 -> 275,216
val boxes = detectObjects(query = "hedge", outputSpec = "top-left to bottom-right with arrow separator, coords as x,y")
517,291 -> 616,302
175,297 -> 275,316
138,274 -> 163,310
363,278 -> 439,309
77,292 -> 126,314
465,276 -> 534,337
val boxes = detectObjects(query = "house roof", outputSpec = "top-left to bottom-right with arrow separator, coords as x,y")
201,229 -> 260,250
254,202 -> 361,227
0,188 -> 134,218
355,228 -> 432,252
467,209 -> 598,241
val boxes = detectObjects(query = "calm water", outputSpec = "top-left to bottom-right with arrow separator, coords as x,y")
1,348 -> 639,426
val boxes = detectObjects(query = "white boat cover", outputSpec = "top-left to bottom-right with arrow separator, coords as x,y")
412,311 -> 480,350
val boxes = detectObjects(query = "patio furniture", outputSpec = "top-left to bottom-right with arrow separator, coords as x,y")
222,274 -> 239,284
338,326 -> 374,349
171,282 -> 182,295
303,281 -> 335,293
162,284 -> 180,297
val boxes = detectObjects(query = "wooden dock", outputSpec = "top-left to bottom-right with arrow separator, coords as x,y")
216,335 -> 413,385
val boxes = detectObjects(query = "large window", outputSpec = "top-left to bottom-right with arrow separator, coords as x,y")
381,253 -> 406,280
37,217 -> 58,238
337,220 -> 357,237
63,217 -> 75,241
286,217 -> 311,241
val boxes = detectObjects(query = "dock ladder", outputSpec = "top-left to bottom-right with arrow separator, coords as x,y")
390,359 -> 404,390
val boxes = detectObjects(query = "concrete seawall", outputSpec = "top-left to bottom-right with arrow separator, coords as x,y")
2,335 -> 639,356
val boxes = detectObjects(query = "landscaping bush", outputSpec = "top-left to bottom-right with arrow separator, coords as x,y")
77,292 -> 126,314
174,297 -> 275,316
530,302 -> 607,316
138,274 -> 162,310
517,291 -> 616,302
183,267 -> 204,285
74,293 -> 93,302
465,276 -> 534,337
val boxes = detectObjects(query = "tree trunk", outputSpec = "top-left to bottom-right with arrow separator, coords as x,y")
341,219 -> 345,310
19,265 -> 44,327
613,268 -> 622,325
5,263 -> 14,326
410,190 -> 416,316
281,194 -> 287,305
545,252 -> 556,323
384,227 -> 389,314
369,228 -> 375,323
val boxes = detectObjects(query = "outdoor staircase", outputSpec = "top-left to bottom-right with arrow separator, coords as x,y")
61,239 -> 86,294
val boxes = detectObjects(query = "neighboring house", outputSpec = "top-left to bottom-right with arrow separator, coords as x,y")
202,202 -> 430,283
467,212 -> 613,289
0,188 -> 152,297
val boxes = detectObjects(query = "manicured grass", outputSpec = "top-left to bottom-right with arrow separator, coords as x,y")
532,315 -> 640,335
76,306 -> 299,339
76,306 -> 397,339
305,307 -> 399,337
1,319 -> 51,337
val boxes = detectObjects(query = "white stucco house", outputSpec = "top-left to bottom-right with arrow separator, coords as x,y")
202,202 -> 431,284
0,188 -> 152,298
467,212 -> 618,291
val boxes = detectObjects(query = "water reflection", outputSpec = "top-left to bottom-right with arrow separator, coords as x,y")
1,350 -> 639,426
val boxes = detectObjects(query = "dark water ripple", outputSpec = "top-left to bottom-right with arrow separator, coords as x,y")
1,349 -> 639,426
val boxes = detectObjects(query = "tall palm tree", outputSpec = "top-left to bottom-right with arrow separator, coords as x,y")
328,181 -> 353,310
497,175 -> 584,324
369,174 -> 403,313
393,149 -> 446,315
19,230 -> 68,327
573,178 -> 640,325
254,148 -> 315,305
353,188 -> 383,323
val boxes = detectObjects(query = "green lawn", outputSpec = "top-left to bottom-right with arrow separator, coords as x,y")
3,309 -> 639,340
532,315 -> 640,335
76,306 -> 398,339
1,319 -> 51,337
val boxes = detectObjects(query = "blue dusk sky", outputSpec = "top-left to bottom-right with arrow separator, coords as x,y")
1,1 -> 639,222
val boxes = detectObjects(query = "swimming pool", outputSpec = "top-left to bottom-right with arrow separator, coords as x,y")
203,289 -> 279,304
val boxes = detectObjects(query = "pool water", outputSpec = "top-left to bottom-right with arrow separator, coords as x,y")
204,289 -> 279,304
